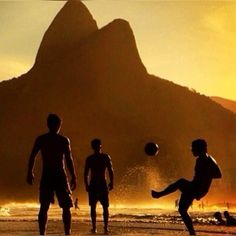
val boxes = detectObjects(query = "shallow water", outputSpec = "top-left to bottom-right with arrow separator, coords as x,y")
1,203 -> 235,226
0,204 -> 236,235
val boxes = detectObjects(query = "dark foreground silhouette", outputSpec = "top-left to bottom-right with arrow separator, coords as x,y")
213,211 -> 236,226
84,138 -> 114,234
224,211 -> 236,226
74,198 -> 79,210
151,139 -> 222,235
27,114 -> 77,235
213,212 -> 225,225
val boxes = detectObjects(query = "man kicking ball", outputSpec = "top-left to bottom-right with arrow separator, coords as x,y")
151,139 -> 221,235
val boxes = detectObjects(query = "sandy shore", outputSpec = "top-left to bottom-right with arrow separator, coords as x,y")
0,220 -> 236,236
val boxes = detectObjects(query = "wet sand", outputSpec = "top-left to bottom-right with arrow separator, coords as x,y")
0,220 -> 236,236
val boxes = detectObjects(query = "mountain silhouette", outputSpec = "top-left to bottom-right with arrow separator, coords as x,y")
35,0 -> 98,67
0,1 -> 235,203
211,96 -> 236,114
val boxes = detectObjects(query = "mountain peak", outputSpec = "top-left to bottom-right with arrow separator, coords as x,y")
104,19 -> 135,37
34,0 -> 98,67
109,18 -> 131,27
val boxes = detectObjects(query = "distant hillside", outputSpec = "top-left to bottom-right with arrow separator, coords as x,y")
0,1 -> 235,203
211,96 -> 236,114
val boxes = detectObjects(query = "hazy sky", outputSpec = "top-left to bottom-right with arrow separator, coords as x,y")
0,1 -> 236,100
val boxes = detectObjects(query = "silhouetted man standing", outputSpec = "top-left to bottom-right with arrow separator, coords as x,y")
27,114 -> 77,235
151,139 -> 221,235
84,139 -> 114,234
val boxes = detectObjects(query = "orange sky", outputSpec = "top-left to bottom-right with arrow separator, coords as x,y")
0,1 -> 236,100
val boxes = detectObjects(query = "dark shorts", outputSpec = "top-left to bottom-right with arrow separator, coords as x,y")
40,174 -> 73,208
178,178 -> 207,200
88,184 -> 109,207
178,179 -> 195,194
40,186 -> 73,208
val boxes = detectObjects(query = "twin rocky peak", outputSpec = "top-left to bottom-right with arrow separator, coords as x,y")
34,0 -> 146,77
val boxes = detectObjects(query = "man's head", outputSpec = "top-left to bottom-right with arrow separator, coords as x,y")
191,139 -> 207,157
214,212 -> 222,220
47,113 -> 62,133
224,211 -> 230,219
91,138 -> 102,153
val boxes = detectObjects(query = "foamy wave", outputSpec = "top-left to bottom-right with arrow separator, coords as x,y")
1,203 -> 236,227
0,207 -> 10,216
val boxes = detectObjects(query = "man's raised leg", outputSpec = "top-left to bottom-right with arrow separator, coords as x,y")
152,178 -> 189,198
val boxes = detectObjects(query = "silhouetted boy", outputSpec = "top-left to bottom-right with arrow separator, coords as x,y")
27,114 -> 77,235
224,211 -> 236,226
214,212 -> 225,225
152,139 -> 221,235
84,138 -> 114,233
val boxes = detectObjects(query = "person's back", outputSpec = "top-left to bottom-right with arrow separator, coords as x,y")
193,154 -> 221,199
27,114 -> 76,235
37,132 -> 69,172
86,153 -> 111,184
84,139 -> 114,233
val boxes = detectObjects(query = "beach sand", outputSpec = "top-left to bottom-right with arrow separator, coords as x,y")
0,220 -> 236,236
1,204 -> 236,235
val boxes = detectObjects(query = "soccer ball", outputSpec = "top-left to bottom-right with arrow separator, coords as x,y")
144,142 -> 159,156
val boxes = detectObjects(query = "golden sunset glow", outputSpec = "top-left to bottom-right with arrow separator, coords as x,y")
0,1 -> 235,100
1,3 -> 236,236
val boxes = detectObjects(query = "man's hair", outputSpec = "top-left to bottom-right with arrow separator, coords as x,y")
192,139 -> 207,153
214,212 -> 222,218
47,113 -> 62,129
224,211 -> 230,218
91,138 -> 101,149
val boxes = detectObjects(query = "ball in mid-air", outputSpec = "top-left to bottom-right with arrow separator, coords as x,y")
144,142 -> 159,156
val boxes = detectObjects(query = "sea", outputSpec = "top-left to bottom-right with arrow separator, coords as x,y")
0,202 -> 235,225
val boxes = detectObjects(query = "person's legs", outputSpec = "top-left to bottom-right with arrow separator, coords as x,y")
62,207 -> 71,235
88,187 -> 98,233
39,187 -> 53,235
152,178 -> 189,198
90,204 -> 97,233
103,206 -> 109,233
100,190 -> 109,233
56,185 -> 73,235
38,203 -> 50,235
178,194 -> 195,235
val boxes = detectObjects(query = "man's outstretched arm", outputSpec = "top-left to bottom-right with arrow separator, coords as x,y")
27,138 -> 40,185
64,139 -> 77,191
